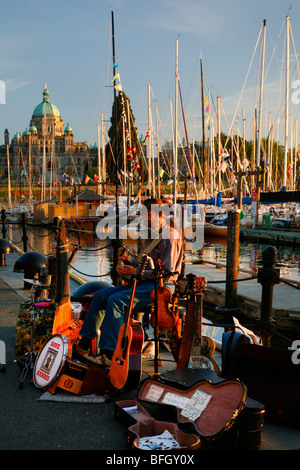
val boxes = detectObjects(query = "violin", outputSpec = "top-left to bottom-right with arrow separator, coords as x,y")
150,259 -> 176,330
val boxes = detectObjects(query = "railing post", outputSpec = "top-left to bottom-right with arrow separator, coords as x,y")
21,212 -> 28,253
215,209 -> 241,329
257,246 -> 279,346
1,209 -> 6,239
55,219 -> 70,306
225,209 -> 241,309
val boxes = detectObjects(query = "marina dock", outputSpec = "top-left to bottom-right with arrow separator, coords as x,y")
240,227 -> 300,248
185,260 -> 300,335
0,250 -> 299,451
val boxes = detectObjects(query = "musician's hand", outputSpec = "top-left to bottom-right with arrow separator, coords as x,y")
116,264 -> 137,277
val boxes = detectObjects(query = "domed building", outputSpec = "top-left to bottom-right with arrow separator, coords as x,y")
2,84 -> 97,184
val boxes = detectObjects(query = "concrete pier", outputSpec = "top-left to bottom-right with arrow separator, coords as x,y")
0,251 -> 299,451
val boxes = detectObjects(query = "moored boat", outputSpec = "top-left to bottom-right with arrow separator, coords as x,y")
204,222 -> 228,238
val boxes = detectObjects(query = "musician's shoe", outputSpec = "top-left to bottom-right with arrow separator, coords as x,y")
73,344 -> 90,358
82,354 -> 111,367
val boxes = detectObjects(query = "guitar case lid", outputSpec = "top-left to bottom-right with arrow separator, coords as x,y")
159,368 -> 225,389
138,376 -> 247,440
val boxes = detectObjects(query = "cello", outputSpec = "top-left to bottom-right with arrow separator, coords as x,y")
150,259 -> 176,330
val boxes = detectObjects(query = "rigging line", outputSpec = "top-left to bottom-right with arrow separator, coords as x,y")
107,139 -> 125,192
136,138 -> 149,171
153,102 -> 172,173
89,27 -> 112,146
68,151 -> 80,181
289,24 -> 300,124
240,35 -> 262,141
289,20 -> 300,77
182,59 -> 199,112
224,22 -> 263,150
263,19 -> 285,83
178,78 -> 194,177
176,130 -> 192,177
187,83 -> 202,141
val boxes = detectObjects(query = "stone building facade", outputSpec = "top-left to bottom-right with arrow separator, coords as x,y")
0,84 -> 97,184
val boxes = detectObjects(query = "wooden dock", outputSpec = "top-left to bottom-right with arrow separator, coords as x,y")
185,260 -> 300,336
240,227 -> 300,247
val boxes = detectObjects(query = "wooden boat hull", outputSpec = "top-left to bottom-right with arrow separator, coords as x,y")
64,217 -> 100,234
204,224 -> 227,238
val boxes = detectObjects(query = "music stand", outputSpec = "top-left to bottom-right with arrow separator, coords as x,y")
1,276 -> 42,389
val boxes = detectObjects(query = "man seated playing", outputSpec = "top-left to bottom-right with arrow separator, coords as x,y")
74,197 -> 183,366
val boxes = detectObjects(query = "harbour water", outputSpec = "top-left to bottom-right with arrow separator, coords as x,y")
5,223 -> 300,284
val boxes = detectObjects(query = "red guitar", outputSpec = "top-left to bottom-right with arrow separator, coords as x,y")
109,255 -> 148,390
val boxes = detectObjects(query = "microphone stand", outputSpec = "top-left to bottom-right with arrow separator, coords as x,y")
143,259 -> 173,375
153,266 -> 159,374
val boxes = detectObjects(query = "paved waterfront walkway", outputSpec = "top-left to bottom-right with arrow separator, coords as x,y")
0,251 -> 299,452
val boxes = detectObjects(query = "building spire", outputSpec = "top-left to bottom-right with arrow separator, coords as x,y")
43,83 -> 49,103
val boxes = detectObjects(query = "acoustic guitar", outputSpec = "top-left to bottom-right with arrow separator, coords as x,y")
176,274 -> 220,374
109,254 -> 149,390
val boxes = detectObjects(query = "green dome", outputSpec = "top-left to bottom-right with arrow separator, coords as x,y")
64,123 -> 73,133
32,84 -> 61,117
22,128 -> 29,136
29,124 -> 37,132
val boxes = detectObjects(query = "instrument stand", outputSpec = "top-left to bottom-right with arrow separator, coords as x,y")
142,265 -> 172,374
1,278 -> 40,389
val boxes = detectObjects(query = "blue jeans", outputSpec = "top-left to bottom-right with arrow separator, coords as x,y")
79,281 -> 156,354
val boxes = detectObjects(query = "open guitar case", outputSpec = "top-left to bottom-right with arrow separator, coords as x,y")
115,368 -> 264,450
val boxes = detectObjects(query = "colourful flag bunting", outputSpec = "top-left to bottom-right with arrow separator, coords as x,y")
112,73 -> 120,82
158,168 -> 164,178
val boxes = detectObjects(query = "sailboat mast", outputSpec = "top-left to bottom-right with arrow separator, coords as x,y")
147,83 -> 152,196
295,120 -> 298,190
283,15 -> 290,190
111,10 -> 119,234
200,58 -> 206,187
217,96 -> 221,191
209,89 -> 214,194
173,38 -> 178,205
111,10 -> 122,286
101,113 -> 106,195
97,123 -> 101,195
154,99 -> 161,198
6,145 -> 11,206
256,18 -> 266,169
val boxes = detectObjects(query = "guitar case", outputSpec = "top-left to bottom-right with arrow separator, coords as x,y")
137,374 -> 247,445
114,399 -> 201,450
158,369 -> 265,450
